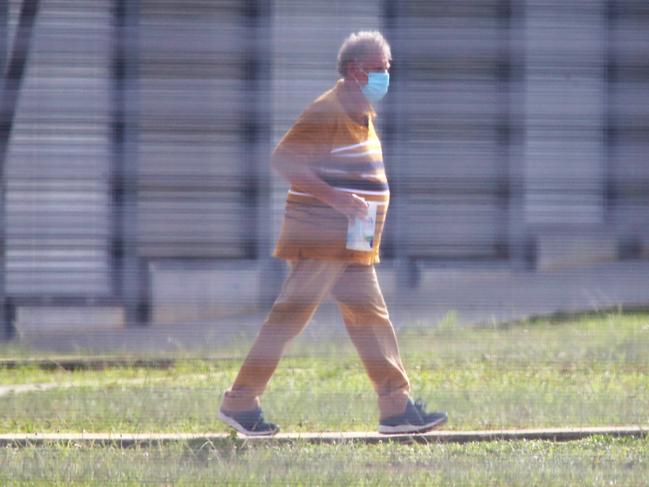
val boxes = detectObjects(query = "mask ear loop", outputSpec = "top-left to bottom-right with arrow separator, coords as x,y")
349,60 -> 368,89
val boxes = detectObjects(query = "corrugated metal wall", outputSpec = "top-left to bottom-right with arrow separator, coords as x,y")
137,0 -> 253,259
523,0 -> 606,226
5,0 -> 113,296
1,0 -> 648,327
387,0 -> 511,259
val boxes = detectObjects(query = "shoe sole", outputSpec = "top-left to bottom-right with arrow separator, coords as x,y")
378,415 -> 448,435
218,411 -> 279,437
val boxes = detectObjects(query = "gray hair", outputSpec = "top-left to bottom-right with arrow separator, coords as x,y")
337,31 -> 391,77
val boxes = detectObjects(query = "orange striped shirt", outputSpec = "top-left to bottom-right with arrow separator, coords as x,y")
273,80 -> 389,265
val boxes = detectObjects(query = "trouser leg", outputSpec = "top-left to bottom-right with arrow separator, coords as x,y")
221,260 -> 346,412
331,264 -> 410,420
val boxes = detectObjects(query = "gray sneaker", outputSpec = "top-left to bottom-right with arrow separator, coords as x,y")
379,399 -> 448,434
219,407 -> 279,436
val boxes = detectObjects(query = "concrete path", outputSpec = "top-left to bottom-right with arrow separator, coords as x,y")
0,426 -> 646,447
0,382 -> 63,397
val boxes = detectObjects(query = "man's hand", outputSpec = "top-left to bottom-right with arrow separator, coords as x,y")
326,191 -> 369,220
271,154 -> 369,220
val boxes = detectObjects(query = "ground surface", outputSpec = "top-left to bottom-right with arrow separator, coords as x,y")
1,436 -> 648,486
0,310 -> 648,485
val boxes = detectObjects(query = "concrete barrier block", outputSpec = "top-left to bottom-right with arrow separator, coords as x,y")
15,306 -> 125,335
150,260 -> 261,326
536,234 -> 618,271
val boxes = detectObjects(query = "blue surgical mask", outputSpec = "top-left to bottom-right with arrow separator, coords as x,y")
361,70 -> 390,104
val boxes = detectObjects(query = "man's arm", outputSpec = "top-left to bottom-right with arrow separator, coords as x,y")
271,153 -> 368,220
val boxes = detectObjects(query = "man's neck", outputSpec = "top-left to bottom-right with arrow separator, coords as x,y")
339,78 -> 371,125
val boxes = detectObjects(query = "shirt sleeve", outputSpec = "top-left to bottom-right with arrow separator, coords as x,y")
272,103 -> 336,166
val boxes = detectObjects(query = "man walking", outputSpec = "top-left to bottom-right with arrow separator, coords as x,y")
219,31 -> 447,436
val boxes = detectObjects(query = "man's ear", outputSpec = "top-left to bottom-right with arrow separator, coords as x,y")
347,60 -> 368,85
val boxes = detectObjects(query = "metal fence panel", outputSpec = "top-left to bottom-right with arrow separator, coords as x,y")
137,0 -> 252,259
5,0 -> 113,296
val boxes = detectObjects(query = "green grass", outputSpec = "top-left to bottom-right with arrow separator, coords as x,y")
1,310 -> 647,434
1,436 -> 648,486
1,310 -> 648,485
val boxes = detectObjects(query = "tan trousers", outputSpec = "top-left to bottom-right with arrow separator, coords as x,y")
221,260 -> 411,420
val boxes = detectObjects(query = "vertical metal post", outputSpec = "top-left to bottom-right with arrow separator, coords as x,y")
383,0 -> 418,289
505,0 -> 530,269
0,0 -> 8,339
604,1 -> 633,258
0,0 -> 41,338
0,1 -> 7,76
114,0 -> 146,325
603,0 -> 616,234
246,0 -> 281,308
381,0 -> 397,262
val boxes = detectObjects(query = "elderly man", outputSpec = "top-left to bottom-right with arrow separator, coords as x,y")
219,31 -> 447,436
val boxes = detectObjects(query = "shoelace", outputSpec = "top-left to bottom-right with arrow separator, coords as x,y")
252,412 -> 265,428
412,399 -> 428,421
413,400 -> 427,414
253,411 -> 275,430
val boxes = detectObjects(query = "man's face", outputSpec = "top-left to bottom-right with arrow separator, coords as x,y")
350,50 -> 391,86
